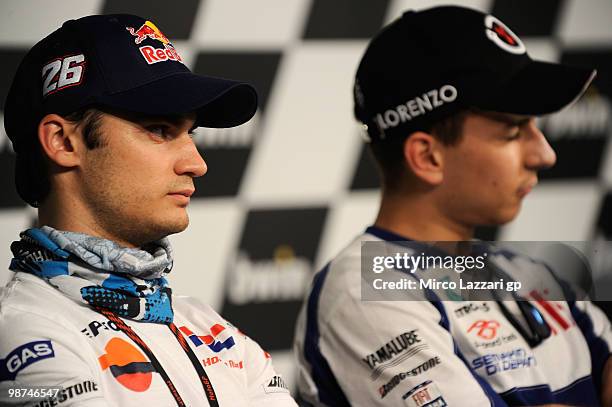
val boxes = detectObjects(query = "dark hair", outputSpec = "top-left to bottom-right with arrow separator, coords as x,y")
21,107 -> 105,207
368,110 -> 469,190
63,108 -> 105,149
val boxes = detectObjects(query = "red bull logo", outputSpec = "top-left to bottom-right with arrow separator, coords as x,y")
98,337 -> 155,392
126,21 -> 170,45
126,20 -> 183,65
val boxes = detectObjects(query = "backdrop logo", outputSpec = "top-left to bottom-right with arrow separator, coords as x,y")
98,338 -> 155,392
221,208 -> 327,351
227,246 -> 311,305
485,15 -> 526,54
542,93 -> 610,141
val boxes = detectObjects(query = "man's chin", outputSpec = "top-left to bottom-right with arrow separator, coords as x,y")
162,215 -> 190,236
491,204 -> 521,226
144,213 -> 190,241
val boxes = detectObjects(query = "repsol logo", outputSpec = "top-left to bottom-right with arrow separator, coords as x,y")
374,85 -> 458,136
81,320 -> 121,338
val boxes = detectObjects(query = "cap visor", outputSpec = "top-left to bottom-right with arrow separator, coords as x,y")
96,72 -> 258,128
474,60 -> 596,116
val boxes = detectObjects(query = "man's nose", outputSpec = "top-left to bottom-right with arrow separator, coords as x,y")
524,121 -> 557,171
176,136 -> 207,177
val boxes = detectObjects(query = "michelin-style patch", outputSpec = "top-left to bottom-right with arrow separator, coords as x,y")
263,375 -> 290,394
31,380 -> 99,406
484,15 -> 526,55
402,380 -> 447,407
0,340 -> 55,381
125,20 -> 183,65
42,54 -> 86,97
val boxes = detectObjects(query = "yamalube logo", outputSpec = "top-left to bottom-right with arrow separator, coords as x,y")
485,15 -> 526,55
374,85 -> 458,137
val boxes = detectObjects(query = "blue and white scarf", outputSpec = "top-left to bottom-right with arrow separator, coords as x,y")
9,226 -> 174,324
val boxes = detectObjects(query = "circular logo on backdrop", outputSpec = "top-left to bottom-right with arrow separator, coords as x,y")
484,15 -> 526,55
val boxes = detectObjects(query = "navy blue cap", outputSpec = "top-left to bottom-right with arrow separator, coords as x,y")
354,6 -> 596,142
4,14 -> 258,206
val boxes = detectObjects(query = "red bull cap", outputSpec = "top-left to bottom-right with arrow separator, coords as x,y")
4,14 -> 258,206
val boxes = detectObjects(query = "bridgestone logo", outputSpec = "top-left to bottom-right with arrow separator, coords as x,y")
374,85 -> 458,136
379,356 -> 442,398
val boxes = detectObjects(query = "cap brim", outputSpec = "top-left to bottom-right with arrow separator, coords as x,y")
95,72 -> 258,128
473,60 -> 596,116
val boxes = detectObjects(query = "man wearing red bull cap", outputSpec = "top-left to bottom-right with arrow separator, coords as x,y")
0,14 -> 297,406
294,6 -> 612,407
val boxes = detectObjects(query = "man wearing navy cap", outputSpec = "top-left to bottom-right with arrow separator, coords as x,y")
0,14 -> 296,406
294,6 -> 612,406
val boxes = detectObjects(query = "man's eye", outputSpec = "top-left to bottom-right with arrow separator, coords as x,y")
506,128 -> 521,140
147,125 -> 169,138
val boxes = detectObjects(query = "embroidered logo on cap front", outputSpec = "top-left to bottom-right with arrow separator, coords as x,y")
125,20 -> 183,65
126,21 -> 169,45
484,15 -> 526,55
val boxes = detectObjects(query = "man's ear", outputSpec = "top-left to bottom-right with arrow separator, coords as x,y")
38,114 -> 83,168
402,131 -> 444,186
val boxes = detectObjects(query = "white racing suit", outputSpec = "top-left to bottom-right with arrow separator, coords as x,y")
294,226 -> 612,406
0,272 -> 298,406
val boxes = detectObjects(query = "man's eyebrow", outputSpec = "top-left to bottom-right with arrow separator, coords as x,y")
143,115 -> 186,125
133,114 -> 196,130
474,110 -> 531,127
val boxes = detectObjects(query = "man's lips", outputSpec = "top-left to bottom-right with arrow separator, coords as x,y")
168,189 -> 195,204
517,180 -> 537,198
169,189 -> 195,197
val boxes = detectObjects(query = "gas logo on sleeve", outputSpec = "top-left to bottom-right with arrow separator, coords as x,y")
0,340 -> 55,381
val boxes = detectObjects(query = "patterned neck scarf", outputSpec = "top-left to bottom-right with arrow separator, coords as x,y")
9,226 -> 174,324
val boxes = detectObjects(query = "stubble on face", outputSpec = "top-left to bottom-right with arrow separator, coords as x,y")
78,114 -> 191,247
